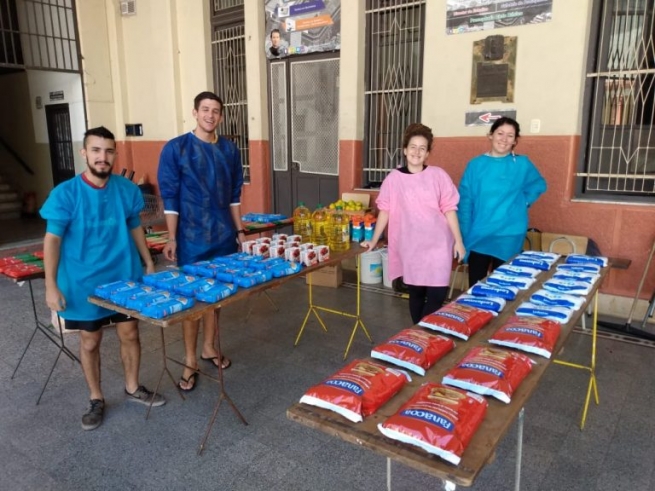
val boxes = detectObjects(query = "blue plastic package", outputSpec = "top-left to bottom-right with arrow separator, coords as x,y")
140,296 -> 195,319
195,283 -> 238,303
94,280 -> 139,300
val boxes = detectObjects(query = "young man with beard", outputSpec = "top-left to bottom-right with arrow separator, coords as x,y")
41,126 -> 165,431
158,92 -> 245,391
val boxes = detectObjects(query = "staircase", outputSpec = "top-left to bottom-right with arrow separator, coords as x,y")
0,174 -> 22,220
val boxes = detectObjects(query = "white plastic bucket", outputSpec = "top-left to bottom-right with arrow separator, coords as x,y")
379,249 -> 392,288
361,250 -> 382,284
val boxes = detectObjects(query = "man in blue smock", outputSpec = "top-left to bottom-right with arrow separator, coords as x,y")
41,126 -> 165,431
158,91 -> 246,392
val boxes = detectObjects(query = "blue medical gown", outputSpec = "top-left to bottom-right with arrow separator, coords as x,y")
40,175 -> 145,320
458,153 -> 546,262
158,133 -> 244,266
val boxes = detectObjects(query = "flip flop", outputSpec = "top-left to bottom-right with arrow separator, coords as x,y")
201,355 -> 231,370
178,372 -> 198,392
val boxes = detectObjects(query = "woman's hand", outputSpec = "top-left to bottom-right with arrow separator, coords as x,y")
360,239 -> 378,250
453,241 -> 466,263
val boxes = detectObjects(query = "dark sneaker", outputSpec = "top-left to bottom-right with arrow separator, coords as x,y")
81,399 -> 105,431
125,385 -> 166,407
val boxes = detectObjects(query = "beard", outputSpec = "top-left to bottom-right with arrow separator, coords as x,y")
86,161 -> 112,179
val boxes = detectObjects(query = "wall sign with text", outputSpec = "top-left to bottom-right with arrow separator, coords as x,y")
264,0 -> 341,59
447,0 -> 553,35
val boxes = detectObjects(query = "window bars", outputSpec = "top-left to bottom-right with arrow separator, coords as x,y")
0,0 -> 79,72
363,0 -> 425,187
211,2 -> 249,182
581,0 -> 655,198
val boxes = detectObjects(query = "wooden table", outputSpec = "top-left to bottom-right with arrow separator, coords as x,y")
88,246 -> 370,453
287,258 -> 610,489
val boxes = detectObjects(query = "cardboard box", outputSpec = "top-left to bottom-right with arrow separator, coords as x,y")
306,264 -> 343,288
328,193 -> 373,217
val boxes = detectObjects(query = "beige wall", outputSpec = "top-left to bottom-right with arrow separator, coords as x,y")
338,1 -> 365,141
423,1 -> 593,138
77,0 -> 212,141
244,0 -> 269,142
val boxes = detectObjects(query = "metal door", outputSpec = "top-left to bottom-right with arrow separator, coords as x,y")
45,103 -> 75,185
269,55 -> 340,217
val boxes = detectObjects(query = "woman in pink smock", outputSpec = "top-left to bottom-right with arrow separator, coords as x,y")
361,123 -> 465,324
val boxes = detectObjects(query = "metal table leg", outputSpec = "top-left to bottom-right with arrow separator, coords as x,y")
11,279 -> 80,404
197,308 -> 248,455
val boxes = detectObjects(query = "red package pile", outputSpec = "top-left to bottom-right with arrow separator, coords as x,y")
418,303 -> 495,340
2,262 -> 44,278
299,359 -> 410,423
377,383 -> 487,466
442,346 -> 533,404
489,315 -> 562,359
371,328 -> 454,376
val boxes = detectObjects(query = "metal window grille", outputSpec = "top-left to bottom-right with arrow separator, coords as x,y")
0,0 -> 23,67
363,0 -> 425,187
14,0 -> 79,72
213,0 -> 243,12
211,1 -> 249,182
579,0 -> 655,199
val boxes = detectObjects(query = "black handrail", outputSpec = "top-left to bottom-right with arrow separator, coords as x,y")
0,134 -> 35,175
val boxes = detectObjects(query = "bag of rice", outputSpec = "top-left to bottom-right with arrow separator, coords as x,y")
371,329 -> 454,376
377,383 -> 487,466
489,315 -> 562,358
418,303 -> 495,340
299,359 -> 410,423
442,346 -> 533,403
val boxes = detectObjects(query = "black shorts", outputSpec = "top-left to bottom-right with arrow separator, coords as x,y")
63,313 -> 135,333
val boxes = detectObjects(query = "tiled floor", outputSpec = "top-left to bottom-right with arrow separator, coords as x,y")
1,269 -> 655,490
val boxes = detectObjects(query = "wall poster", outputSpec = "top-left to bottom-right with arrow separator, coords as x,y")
264,0 -> 341,59
447,0 -> 553,35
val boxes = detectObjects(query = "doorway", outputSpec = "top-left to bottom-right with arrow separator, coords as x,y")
45,103 -> 75,186
269,54 -> 340,217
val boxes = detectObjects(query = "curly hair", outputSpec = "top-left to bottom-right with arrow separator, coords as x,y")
402,123 -> 434,152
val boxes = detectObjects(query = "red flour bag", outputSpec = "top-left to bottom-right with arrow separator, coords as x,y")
371,328 -> 454,376
442,346 -> 533,403
418,303 -> 495,340
489,315 -> 562,359
299,359 -> 410,423
377,383 -> 487,466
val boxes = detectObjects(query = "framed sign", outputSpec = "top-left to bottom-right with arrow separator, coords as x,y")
471,35 -> 517,104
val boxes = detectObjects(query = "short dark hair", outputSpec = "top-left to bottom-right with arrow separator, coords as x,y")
270,29 -> 280,38
193,91 -> 224,113
402,123 -> 434,152
83,126 -> 115,147
490,117 -> 520,138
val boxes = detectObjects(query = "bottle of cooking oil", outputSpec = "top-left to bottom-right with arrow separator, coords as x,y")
329,206 -> 350,252
311,204 -> 329,245
293,202 -> 312,242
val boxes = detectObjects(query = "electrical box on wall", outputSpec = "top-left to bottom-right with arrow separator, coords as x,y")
120,0 -> 136,16
125,124 -> 143,137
